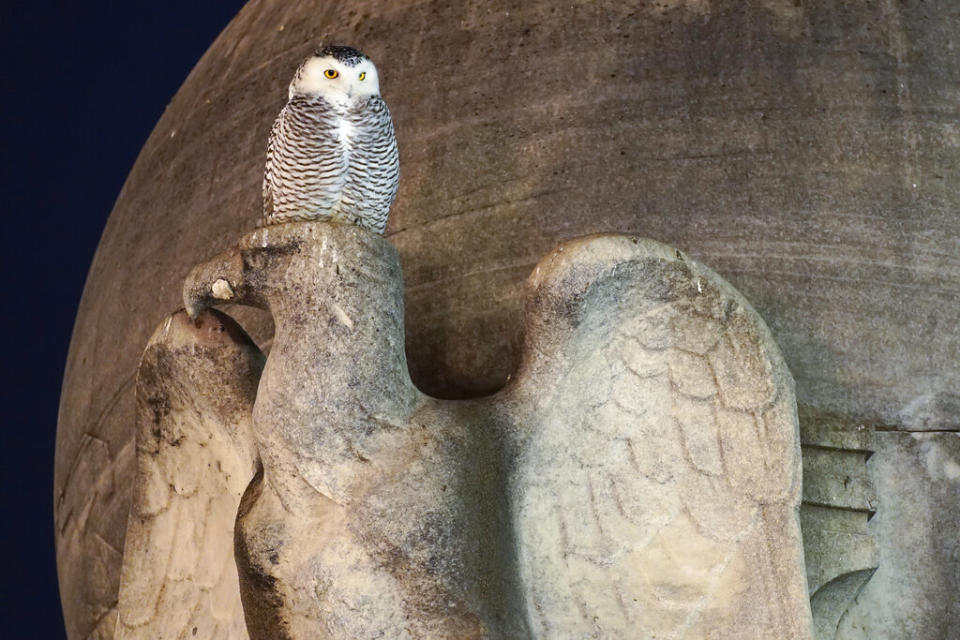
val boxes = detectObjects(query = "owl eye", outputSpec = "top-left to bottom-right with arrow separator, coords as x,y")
359,71 -> 367,81
324,69 -> 339,79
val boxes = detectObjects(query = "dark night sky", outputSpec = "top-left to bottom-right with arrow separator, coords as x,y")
0,3 -> 246,636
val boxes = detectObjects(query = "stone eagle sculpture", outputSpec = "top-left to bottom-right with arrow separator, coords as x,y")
114,221 -> 812,638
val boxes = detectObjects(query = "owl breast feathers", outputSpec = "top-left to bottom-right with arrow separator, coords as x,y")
262,45 -> 399,234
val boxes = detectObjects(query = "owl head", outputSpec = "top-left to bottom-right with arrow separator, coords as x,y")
290,45 -> 382,102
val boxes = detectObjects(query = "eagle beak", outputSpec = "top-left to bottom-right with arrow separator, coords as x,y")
183,245 -> 245,319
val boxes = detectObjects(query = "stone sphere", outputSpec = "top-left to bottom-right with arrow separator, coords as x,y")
56,1 -> 959,638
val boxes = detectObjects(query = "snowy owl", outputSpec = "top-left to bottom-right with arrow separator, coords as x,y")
262,45 -> 399,233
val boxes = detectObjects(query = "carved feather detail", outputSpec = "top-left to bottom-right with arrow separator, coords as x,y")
508,235 -> 809,638
115,310 -> 263,640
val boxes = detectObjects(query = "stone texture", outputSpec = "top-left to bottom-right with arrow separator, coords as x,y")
185,223 -> 523,638
115,310 -> 262,639
171,222 -> 809,637
835,431 -> 960,640
56,1 -> 960,637
506,234 -> 810,639
798,409 -> 878,640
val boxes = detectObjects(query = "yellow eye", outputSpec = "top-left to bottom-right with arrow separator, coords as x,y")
359,71 -> 366,81
324,69 -> 339,79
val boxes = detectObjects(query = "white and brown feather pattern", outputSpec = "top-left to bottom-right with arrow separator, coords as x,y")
262,94 -> 398,234
339,97 -> 399,232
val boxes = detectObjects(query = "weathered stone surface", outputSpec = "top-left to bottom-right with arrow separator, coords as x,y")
507,234 -> 810,638
809,568 -> 876,640
835,431 -> 960,640
115,310 -> 261,639
170,222 -> 810,638
56,1 -> 960,637
186,223 -> 521,638
802,449 -> 875,513
798,411 -> 878,640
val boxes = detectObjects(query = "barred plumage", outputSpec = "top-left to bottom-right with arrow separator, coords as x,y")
263,46 -> 399,234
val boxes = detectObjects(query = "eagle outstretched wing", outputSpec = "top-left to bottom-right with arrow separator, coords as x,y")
507,235 -> 811,639
115,309 -> 263,639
